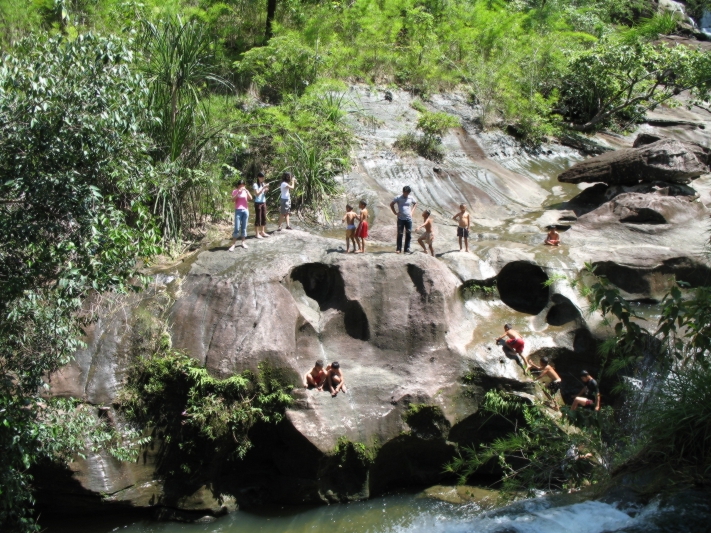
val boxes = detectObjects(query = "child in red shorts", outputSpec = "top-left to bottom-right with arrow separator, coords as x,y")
355,200 -> 369,253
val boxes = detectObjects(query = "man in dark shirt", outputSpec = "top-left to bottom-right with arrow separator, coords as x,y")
571,370 -> 601,411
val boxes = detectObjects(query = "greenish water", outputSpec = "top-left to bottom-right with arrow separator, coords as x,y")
40,490 -> 711,533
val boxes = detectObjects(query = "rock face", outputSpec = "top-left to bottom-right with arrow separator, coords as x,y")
558,139 -> 709,185
42,230 -> 605,517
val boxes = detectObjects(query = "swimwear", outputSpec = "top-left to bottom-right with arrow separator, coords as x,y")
457,227 -> 469,238
356,221 -> 369,238
347,224 -> 356,230
546,380 -> 562,393
310,370 -> 325,384
506,337 -> 525,354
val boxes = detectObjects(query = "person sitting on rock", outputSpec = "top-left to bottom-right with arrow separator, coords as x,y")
530,356 -> 562,410
327,361 -> 347,397
544,226 -> 560,246
571,370 -> 601,412
303,359 -> 327,390
342,204 -> 358,253
496,324 -> 528,369
416,210 -> 435,256
452,203 -> 470,253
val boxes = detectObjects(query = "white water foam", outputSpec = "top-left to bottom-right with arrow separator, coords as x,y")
386,500 -> 637,533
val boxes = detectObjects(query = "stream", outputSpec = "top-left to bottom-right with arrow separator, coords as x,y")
40,489 -> 711,533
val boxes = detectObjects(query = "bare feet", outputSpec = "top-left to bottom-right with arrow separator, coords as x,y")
396,251 -> 401,254
355,250 -> 363,254
228,245 -> 236,252
261,233 -> 270,238
242,242 -> 248,249
256,234 -> 263,239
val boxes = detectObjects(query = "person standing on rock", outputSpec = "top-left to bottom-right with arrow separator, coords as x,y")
253,172 -> 270,239
277,172 -> 297,231
342,204 -> 358,253
452,203 -> 470,252
390,185 -> 417,253
416,210 -> 435,256
355,200 -> 369,253
327,361 -> 347,397
571,370 -> 600,412
496,324 -> 528,369
229,180 -> 252,251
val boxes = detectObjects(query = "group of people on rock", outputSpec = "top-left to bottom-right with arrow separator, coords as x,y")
229,178 -> 559,254
496,323 -> 600,412
303,360 -> 346,397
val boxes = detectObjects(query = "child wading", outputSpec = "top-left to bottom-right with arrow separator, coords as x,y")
327,361 -> 346,397
342,204 -> 358,253
355,200 -> 369,253
544,226 -> 560,246
452,203 -> 470,252
416,210 -> 435,256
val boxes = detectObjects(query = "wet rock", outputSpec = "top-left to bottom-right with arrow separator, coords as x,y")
558,139 -> 710,185
419,485 -> 499,507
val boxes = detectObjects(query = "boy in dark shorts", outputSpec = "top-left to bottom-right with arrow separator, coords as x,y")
327,361 -> 347,397
452,203 -> 470,252
530,356 -> 562,410
572,370 -> 601,411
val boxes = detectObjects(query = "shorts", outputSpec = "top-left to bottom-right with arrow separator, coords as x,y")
420,232 -> 433,244
280,198 -> 291,215
356,221 -> 369,239
254,202 -> 267,226
546,380 -> 562,393
584,398 -> 595,408
457,227 -> 469,238
506,338 -> 525,354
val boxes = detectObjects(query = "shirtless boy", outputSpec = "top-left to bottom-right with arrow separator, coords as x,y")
530,356 -> 562,410
303,360 -> 327,390
327,361 -> 347,397
355,200 -> 369,254
416,210 -> 435,256
544,226 -> 560,246
342,205 -> 358,253
452,204 -> 470,252
496,324 -> 529,369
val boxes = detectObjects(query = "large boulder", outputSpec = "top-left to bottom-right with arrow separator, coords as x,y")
558,139 -> 709,185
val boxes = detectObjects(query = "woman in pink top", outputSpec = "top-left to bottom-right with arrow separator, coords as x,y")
229,180 -> 252,251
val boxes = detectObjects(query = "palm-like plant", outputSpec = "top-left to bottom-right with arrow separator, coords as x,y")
139,19 -> 234,247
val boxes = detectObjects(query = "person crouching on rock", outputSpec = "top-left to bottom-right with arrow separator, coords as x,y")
572,370 -> 600,412
416,210 -> 435,256
343,204 -> 358,253
544,226 -> 560,246
303,359 -> 327,390
496,324 -> 528,369
355,200 -> 369,254
327,361 -> 347,397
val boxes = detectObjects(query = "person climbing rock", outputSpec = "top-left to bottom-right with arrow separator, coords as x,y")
571,370 -> 600,411
544,226 -> 560,246
327,361 -> 347,397
277,172 -> 297,230
342,204 -> 358,253
530,356 -> 562,410
355,200 -> 369,253
390,185 -> 417,253
452,203 -> 470,252
496,324 -> 528,369
303,360 -> 327,390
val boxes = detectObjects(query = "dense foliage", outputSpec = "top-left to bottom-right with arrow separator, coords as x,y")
0,34 -> 160,530
119,352 -> 294,474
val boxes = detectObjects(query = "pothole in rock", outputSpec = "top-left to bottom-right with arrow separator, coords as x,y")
289,263 -> 370,341
546,295 -> 581,326
496,261 -> 549,315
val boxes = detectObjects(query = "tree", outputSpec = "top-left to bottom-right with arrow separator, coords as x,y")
0,34 -> 159,531
560,40 -> 711,132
